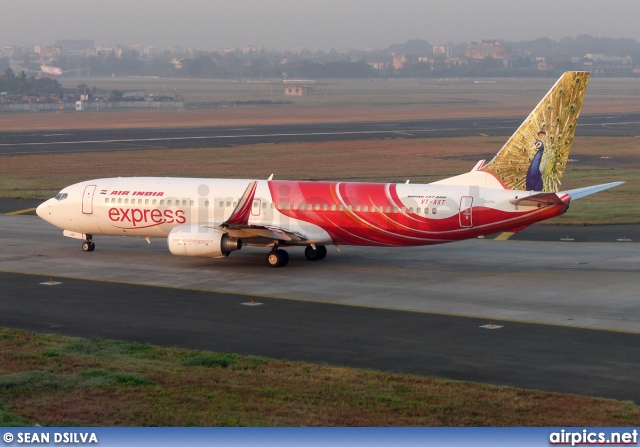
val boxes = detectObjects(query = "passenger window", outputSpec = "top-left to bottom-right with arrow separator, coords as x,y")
226,201 -> 231,207
278,203 -> 283,210
347,205 -> 352,211
293,203 -> 298,210
363,205 -> 368,212
262,203 -> 267,209
104,198 -> 109,204
285,203 -> 290,210
125,199 -> 129,204
152,200 -> 157,205
183,200 -> 187,206
432,208 -> 437,214
159,200 -> 164,205
322,204 -> 328,211
393,207 -> 399,213
315,204 -> 320,211
167,200 -> 172,206
339,205 -> 344,212
409,207 -> 414,213
219,201 -> 224,207
331,204 -> 336,211
205,201 -> 209,207
271,203 -> 275,209
416,207 -> 421,214
118,198 -> 122,204
190,200 -> 194,206
233,202 -> 237,207
401,207 -> 406,213
356,205 -> 360,212
145,199 -> 149,205
386,206 -> 391,213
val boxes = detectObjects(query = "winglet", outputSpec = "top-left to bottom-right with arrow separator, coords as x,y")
222,181 -> 258,226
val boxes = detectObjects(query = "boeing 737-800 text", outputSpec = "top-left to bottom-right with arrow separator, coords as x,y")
37,72 -> 623,267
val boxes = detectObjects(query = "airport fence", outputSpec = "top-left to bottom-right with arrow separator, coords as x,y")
0,101 -> 185,113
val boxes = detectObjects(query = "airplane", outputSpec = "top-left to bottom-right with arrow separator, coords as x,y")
39,55 -> 63,76
36,71 -> 623,267
28,55 -> 90,77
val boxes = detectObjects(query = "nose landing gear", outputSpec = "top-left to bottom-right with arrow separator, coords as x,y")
81,235 -> 95,252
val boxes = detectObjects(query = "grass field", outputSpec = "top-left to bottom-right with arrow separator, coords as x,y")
1,135 -> 636,224
1,328 -> 639,427
2,76 -> 640,131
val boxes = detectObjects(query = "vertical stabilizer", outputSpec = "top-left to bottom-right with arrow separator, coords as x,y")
481,72 -> 589,192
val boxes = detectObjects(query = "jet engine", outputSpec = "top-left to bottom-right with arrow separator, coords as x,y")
168,225 -> 241,258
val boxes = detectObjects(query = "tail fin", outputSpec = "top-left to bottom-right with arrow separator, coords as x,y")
480,71 -> 589,192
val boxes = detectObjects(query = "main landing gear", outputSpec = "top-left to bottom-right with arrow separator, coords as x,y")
266,244 -> 327,267
266,249 -> 289,267
304,245 -> 327,261
81,235 -> 95,252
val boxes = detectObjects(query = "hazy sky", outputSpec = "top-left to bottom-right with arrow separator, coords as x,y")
4,0 -> 640,51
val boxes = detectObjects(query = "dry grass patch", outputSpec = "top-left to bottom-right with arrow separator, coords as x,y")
1,135 -> 635,224
1,328 -> 638,427
3,77 -> 640,131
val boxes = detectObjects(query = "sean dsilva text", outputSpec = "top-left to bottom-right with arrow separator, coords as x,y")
8,432 -> 98,444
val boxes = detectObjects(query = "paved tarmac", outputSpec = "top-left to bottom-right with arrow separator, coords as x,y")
2,112 -> 640,155
1,213 -> 639,402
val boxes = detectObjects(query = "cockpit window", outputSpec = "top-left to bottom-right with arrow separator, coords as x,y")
54,193 -> 68,201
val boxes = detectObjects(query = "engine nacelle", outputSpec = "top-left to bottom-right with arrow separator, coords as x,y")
167,225 -> 241,258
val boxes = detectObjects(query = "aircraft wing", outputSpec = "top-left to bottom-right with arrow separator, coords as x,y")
560,182 -> 625,200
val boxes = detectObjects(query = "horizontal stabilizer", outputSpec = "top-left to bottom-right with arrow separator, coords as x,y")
561,182 -> 624,200
509,192 -> 563,206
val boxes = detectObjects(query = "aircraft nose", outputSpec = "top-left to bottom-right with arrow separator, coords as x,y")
36,200 -> 50,220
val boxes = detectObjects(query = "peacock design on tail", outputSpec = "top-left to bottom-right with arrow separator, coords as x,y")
481,71 -> 589,192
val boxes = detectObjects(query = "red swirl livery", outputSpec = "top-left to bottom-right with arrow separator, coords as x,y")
37,72 -> 623,267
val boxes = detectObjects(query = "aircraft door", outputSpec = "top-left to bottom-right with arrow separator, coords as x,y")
82,185 -> 97,214
251,199 -> 261,217
459,196 -> 473,228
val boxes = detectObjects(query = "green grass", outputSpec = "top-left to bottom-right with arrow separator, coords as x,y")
0,327 -> 639,427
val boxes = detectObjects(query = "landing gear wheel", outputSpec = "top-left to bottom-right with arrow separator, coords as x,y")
304,245 -> 327,261
266,249 -> 289,267
82,241 -> 95,252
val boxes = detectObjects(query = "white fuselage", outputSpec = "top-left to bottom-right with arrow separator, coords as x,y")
37,176 -> 568,248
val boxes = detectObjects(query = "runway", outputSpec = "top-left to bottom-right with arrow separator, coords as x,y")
2,112 -> 640,155
1,213 -> 639,402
